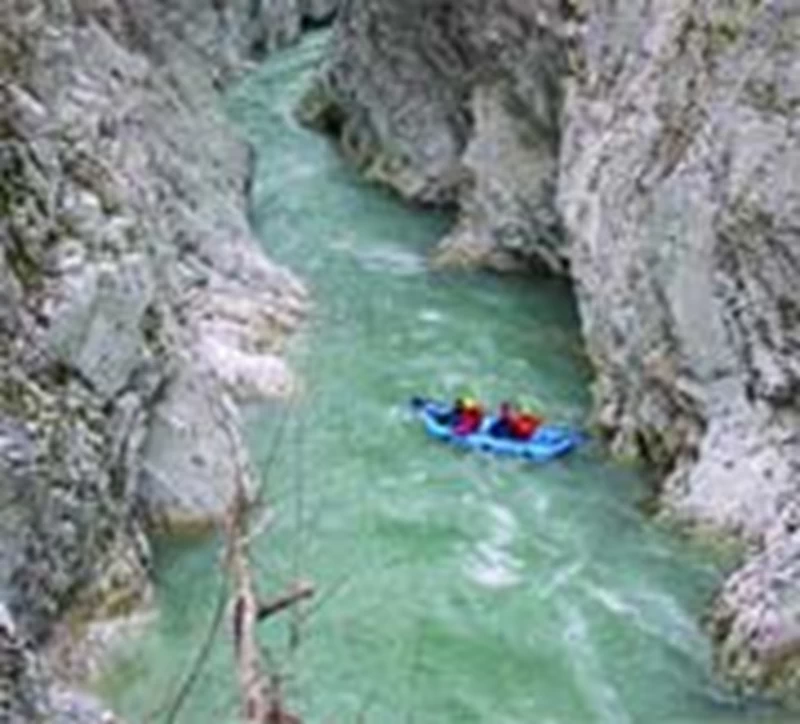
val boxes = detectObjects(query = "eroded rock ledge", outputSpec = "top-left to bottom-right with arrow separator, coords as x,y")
0,0 -> 337,720
297,0 -> 568,272
302,0 -> 800,706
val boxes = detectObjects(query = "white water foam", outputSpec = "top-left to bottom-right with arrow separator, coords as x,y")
353,244 -> 426,276
462,503 -> 525,589
417,308 -> 444,324
559,601 -> 633,724
580,581 -> 707,660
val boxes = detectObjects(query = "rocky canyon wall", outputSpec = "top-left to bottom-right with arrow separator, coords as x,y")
298,0 -> 568,272
0,0 -> 329,719
561,0 -> 800,701
304,0 -> 800,705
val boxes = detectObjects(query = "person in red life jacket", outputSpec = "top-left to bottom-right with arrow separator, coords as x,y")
489,401 -> 544,440
509,407 -> 543,440
452,397 -> 484,436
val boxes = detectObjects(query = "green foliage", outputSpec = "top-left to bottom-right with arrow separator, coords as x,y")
706,0 -> 763,55
0,373 -> 40,418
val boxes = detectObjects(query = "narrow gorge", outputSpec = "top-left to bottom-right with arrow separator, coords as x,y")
301,0 -> 800,708
1,1 -> 799,722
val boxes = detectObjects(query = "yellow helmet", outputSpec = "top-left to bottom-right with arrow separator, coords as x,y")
462,397 -> 478,410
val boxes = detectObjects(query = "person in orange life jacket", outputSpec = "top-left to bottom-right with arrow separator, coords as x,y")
509,407 -> 543,440
452,397 -> 484,436
490,401 -> 543,440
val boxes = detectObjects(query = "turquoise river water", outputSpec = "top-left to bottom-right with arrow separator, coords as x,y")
97,33 -> 794,724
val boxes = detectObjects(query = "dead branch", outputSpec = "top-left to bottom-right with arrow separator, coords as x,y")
218,391 -> 306,724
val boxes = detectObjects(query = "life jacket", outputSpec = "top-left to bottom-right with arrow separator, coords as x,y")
510,412 -> 542,440
454,401 -> 483,436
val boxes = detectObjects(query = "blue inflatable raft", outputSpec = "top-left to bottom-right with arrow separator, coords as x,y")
410,397 -> 585,463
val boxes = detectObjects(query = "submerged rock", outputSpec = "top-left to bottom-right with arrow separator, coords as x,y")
306,0 -> 800,706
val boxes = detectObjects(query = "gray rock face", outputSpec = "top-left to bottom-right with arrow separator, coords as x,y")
708,526 -> 800,704
308,0 -> 800,704
559,0 -> 800,697
0,604 -> 46,723
1,0 -> 313,717
2,601 -> 120,723
560,0 -> 800,532
300,0 -> 338,24
298,0 -> 567,271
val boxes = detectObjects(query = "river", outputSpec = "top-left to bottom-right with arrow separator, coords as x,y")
97,32 -> 793,724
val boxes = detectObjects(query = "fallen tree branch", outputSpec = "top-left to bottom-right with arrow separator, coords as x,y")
209,391 -> 306,724
226,489 -> 299,723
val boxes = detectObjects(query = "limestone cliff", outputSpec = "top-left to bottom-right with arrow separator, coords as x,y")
303,0 -> 800,706
0,0 -> 329,720
560,0 -> 800,702
297,0 -> 567,272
